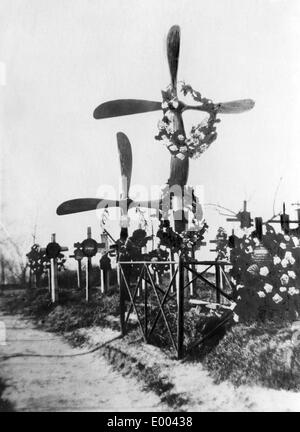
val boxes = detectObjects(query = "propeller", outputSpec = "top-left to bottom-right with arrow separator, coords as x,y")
167,25 -> 180,94
93,99 -> 161,120
93,25 -> 254,121
216,99 -> 255,114
56,198 -> 127,216
117,132 -> 132,199
57,25 -> 255,236
56,133 -> 161,217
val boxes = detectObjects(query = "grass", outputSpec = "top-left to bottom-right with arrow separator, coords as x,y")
203,321 -> 300,391
1,287 -> 121,333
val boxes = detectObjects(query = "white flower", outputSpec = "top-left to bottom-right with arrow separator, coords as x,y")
176,152 -> 185,160
289,257 -> 296,265
292,236 -> 299,247
280,274 -> 289,285
279,242 -> 287,250
158,120 -> 167,130
288,270 -> 296,279
245,246 -> 254,254
247,264 -> 259,275
168,144 -> 178,152
233,313 -> 239,323
264,283 -> 273,293
296,289 -> 300,295
284,235 -> 290,242
200,143 -> 209,152
178,134 -> 185,141
237,296 -> 241,300
279,286 -> 287,293
171,99 -> 179,109
236,284 -> 244,291
253,238 -> 260,246
281,258 -> 289,268
258,291 -> 266,298
194,130 -> 205,140
166,125 -> 175,134
288,287 -> 297,296
272,293 -> 283,304
285,251 -> 296,265
273,255 -> 281,265
165,110 -> 173,120
179,146 -> 187,152
285,251 -> 292,260
259,266 -> 269,277
161,101 -> 168,109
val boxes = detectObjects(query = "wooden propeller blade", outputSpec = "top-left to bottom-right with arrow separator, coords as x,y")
117,132 -> 132,199
167,25 -> 180,93
56,198 -> 126,215
93,99 -> 161,119
216,99 -> 255,114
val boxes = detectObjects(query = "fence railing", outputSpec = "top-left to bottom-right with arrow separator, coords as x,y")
118,258 -> 234,359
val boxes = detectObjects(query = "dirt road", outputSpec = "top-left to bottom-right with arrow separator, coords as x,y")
0,309 -> 165,412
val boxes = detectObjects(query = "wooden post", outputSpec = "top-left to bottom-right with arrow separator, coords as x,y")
47,267 -> 51,293
177,257 -> 184,360
170,249 -> 175,293
215,263 -> 221,304
219,264 -> 224,304
155,271 -> 159,285
31,271 -> 37,290
85,257 -> 91,302
85,227 -> 92,302
100,265 -> 105,294
50,258 -> 58,303
46,233 -> 68,302
118,264 -> 126,336
77,260 -> 82,290
191,247 -> 196,296
142,277 -> 146,291
144,267 -> 148,342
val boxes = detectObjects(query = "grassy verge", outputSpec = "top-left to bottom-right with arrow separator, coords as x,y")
203,321 -> 300,391
0,287 -> 121,333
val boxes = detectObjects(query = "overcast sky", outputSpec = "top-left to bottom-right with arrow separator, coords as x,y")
1,0 -> 300,260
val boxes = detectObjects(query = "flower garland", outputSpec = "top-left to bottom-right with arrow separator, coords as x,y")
181,221 -> 209,253
155,83 -> 220,160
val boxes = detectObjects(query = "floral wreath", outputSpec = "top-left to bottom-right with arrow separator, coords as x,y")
227,226 -> 300,323
155,83 -> 220,160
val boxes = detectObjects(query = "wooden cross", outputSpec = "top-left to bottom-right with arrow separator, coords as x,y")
44,233 -> 68,303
